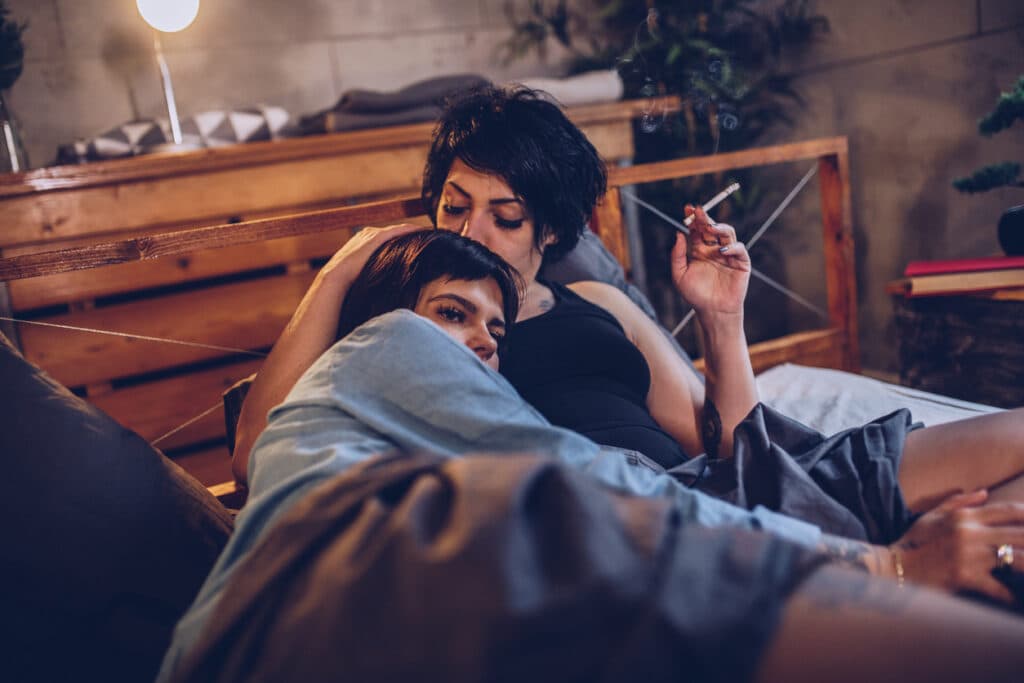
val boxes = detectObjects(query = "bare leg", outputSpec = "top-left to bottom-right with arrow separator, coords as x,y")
987,470 -> 1024,505
757,565 -> 1024,683
898,408 -> 1024,511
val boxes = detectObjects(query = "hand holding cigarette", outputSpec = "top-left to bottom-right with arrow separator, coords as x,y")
671,188 -> 751,319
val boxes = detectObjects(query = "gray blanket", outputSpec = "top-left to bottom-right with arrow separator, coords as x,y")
168,452 -> 823,682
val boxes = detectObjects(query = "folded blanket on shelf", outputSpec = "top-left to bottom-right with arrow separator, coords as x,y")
299,73 -> 490,135
336,73 -> 492,113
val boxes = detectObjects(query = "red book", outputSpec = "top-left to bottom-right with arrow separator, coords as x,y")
904,255 -> 1024,277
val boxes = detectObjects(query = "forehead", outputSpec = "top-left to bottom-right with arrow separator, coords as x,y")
420,277 -> 506,319
444,159 -> 517,199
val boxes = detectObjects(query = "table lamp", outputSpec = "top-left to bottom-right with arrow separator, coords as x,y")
136,0 -> 200,151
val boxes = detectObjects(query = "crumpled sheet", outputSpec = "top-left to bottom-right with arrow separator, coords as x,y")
683,403 -> 918,544
168,452 -> 823,683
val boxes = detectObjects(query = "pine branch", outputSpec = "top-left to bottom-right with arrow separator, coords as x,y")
0,0 -> 26,91
978,76 -> 1024,137
953,162 -> 1022,194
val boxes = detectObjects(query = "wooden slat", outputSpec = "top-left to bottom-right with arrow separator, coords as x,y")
590,187 -> 631,271
207,479 -> 246,508
989,288 -> 1024,301
0,98 -> 675,198
0,148 -> 431,247
172,445 -> 233,488
89,358 -> 261,449
606,137 -> 848,187
7,230 -> 349,311
19,271 -> 313,387
818,149 -> 860,372
692,328 -> 847,374
0,136 -> 844,284
0,121 -> 633,247
207,480 -> 240,497
0,195 -> 425,281
0,124 -> 439,197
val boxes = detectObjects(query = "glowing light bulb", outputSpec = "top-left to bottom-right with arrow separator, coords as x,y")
136,0 -> 200,33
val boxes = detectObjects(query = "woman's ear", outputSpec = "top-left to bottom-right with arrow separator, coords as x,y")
540,228 -> 558,251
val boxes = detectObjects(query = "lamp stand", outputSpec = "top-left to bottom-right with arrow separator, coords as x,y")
146,31 -> 200,153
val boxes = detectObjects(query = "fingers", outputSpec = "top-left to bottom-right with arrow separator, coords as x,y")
935,488 -> 989,512
959,537 -> 1022,603
971,501 -> 1024,526
326,223 -> 426,274
718,240 -> 751,266
712,223 -> 737,245
671,231 -> 688,270
967,574 -> 1017,604
684,204 -> 738,248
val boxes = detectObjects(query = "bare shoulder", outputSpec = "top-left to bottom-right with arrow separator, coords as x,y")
566,280 -> 636,315
566,280 -> 648,339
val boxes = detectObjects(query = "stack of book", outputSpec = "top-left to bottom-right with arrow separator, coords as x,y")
888,255 -> 1024,297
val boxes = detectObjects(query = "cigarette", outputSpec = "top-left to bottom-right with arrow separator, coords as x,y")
682,182 -> 741,228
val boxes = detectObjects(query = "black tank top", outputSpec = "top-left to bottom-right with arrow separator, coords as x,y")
500,281 -> 688,468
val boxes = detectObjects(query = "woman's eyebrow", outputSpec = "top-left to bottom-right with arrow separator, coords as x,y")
446,181 -> 520,206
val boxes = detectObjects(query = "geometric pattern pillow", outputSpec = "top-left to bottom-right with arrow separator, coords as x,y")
56,105 -> 292,164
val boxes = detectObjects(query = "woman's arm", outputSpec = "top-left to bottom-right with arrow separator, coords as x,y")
817,488 -> 1024,605
671,205 -> 757,459
232,224 -> 422,485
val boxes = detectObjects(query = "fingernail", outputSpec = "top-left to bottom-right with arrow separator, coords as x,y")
719,246 -> 730,253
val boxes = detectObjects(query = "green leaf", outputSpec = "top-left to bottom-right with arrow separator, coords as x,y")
0,1 -> 27,91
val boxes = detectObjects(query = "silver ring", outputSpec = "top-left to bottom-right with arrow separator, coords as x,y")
996,543 -> 1015,569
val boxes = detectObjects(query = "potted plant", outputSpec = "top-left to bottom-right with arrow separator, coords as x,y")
953,76 -> 1024,255
0,0 -> 27,172
500,0 -> 829,343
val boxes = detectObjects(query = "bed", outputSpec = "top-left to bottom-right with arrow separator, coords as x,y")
0,134 -> 1001,496
0,132 -> 1004,681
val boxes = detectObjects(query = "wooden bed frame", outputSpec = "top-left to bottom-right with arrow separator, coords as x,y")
0,123 -> 856,494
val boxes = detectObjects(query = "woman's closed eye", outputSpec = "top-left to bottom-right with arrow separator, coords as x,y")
442,203 -> 467,217
441,203 -> 525,231
435,304 -> 466,323
494,216 -> 524,230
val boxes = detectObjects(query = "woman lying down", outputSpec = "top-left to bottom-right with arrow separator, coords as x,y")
157,230 -> 1024,682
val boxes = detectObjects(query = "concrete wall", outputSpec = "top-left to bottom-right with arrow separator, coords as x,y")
4,0 -> 569,167
761,0 -> 1024,373
5,0 -> 1024,374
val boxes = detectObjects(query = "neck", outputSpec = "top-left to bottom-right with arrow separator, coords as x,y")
518,278 -> 555,321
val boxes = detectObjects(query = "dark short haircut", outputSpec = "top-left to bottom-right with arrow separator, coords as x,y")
422,85 -> 608,263
335,229 -> 522,342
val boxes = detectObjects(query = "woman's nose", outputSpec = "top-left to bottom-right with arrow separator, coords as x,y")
459,213 -> 489,244
469,326 -> 497,362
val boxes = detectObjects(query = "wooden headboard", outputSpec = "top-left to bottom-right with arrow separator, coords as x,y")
0,128 -> 856,490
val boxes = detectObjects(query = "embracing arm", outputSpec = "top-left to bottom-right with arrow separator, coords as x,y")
231,264 -> 352,485
232,224 -> 422,485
